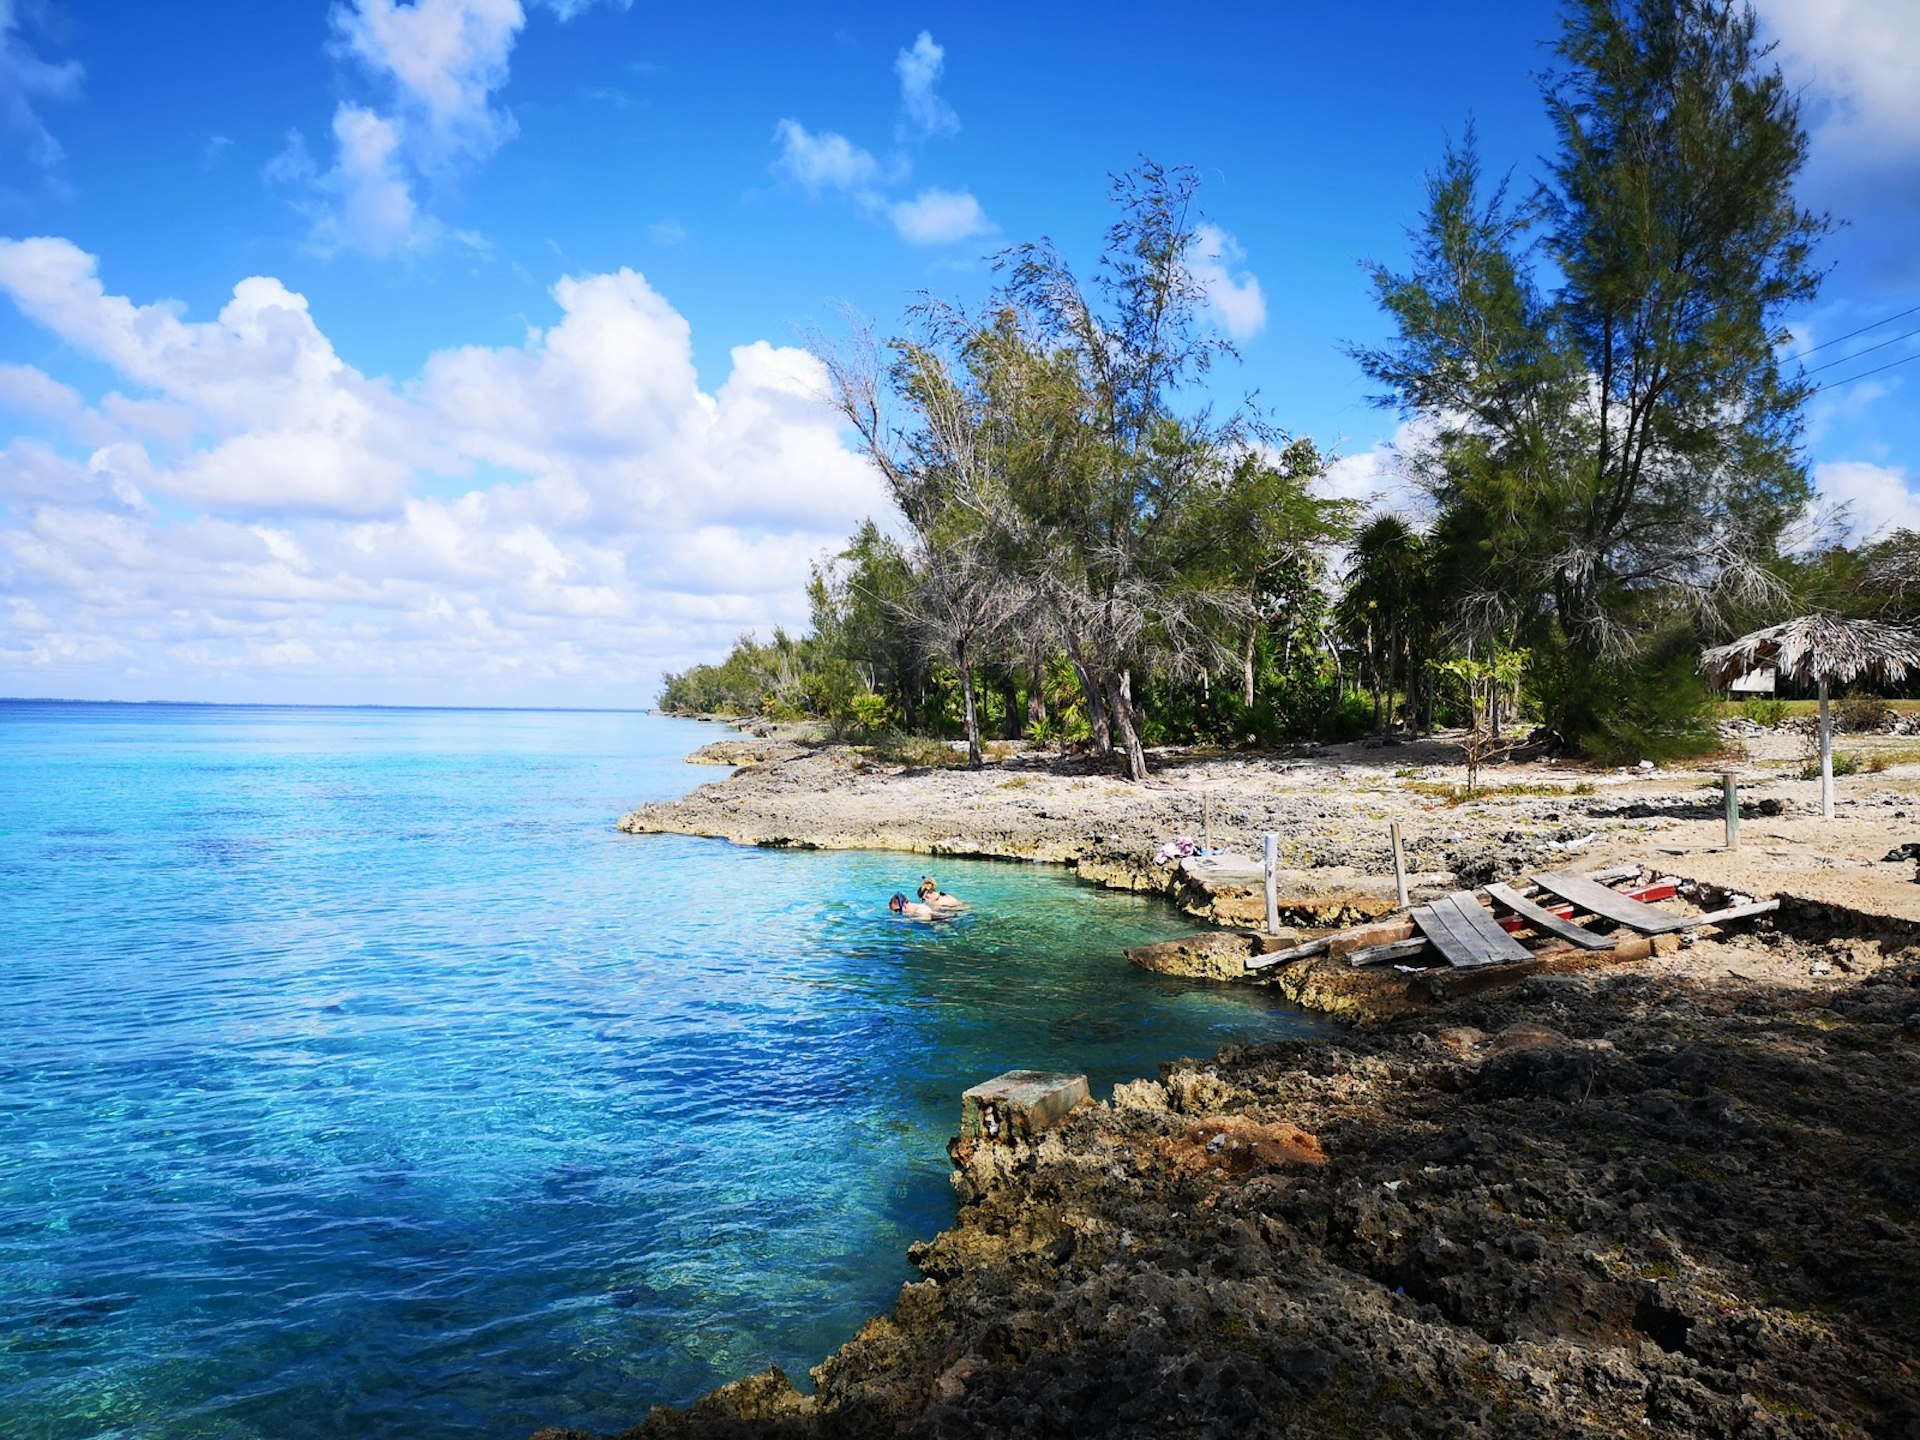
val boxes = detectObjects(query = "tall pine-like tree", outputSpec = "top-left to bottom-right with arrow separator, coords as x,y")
1355,0 -> 1826,745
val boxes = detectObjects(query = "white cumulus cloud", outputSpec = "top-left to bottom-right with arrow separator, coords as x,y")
887,187 -> 992,246
0,239 -> 887,704
1815,459 -> 1920,541
1753,0 -> 1920,279
895,31 -> 958,139
1187,224 -> 1267,341
332,0 -> 539,177
1320,418 -> 1440,516
773,33 -> 989,247
276,0 -> 622,257
771,119 -> 882,194
1755,0 -> 1920,160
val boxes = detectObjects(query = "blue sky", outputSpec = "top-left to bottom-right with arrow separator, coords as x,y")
1,0 -> 1916,705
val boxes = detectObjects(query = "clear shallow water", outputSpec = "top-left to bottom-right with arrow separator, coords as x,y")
0,703 -> 1333,1439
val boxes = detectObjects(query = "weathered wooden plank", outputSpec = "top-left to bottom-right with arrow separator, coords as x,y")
1532,870 -> 1691,934
1245,916 -> 1415,971
1495,881 -> 1675,932
1437,891 -> 1533,964
1346,937 -> 1431,968
1486,882 -> 1617,951
1413,899 -> 1500,969
1513,862 -> 1640,898
1247,934 -> 1331,968
1682,898 -> 1780,929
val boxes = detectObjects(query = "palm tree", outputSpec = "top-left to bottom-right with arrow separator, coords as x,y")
1337,515 -> 1428,729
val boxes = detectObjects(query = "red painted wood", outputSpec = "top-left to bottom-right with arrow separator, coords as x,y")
1494,881 -> 1675,932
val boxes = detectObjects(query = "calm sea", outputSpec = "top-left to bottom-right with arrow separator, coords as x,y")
0,703 -> 1330,1438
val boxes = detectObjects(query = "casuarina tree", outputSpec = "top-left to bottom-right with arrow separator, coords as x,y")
1354,0 -> 1826,747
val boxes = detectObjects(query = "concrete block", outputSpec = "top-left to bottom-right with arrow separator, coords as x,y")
960,1069 -> 1089,1144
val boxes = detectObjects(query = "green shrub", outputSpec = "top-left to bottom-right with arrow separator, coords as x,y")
866,731 -> 963,768
845,691 -> 894,739
1799,750 -> 1863,780
1578,631 -> 1718,765
1316,691 -> 1375,743
1835,691 -> 1893,734
1741,695 -> 1789,728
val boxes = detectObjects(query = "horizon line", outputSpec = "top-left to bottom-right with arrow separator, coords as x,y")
0,697 -> 666,715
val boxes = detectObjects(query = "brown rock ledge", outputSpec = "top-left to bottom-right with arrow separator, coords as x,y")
540,920 -> 1920,1439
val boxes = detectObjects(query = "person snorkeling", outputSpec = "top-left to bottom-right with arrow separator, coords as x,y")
888,892 -> 938,920
916,875 -> 965,910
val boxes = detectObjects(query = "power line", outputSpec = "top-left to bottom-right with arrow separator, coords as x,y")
1797,301 -> 1920,358
1811,348 -> 1920,394
1801,322 -> 1920,377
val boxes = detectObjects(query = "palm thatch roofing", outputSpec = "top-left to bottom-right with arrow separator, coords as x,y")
1700,613 -> 1920,689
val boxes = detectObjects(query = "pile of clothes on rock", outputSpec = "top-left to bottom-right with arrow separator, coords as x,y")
1153,836 -> 1204,865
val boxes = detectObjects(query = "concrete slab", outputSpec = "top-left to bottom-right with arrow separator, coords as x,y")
961,1070 -> 1090,1144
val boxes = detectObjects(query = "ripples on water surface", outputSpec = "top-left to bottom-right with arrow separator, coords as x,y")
0,703 -> 1333,1438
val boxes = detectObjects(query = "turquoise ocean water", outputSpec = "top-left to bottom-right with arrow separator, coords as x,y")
0,703 -> 1330,1438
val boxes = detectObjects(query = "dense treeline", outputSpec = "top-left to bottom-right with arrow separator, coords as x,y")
662,0 -> 1913,776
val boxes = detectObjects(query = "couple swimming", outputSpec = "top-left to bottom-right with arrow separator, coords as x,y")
887,875 -> 966,921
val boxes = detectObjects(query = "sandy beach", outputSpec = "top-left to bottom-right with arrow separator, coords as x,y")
579,724 -> 1920,1438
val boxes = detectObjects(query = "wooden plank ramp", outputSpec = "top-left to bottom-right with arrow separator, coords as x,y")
1485,882 -> 1616,951
1413,892 -> 1532,968
1532,870 -> 1692,934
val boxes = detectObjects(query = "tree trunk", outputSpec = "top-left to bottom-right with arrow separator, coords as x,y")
1027,660 -> 1047,730
1062,628 -> 1110,752
1107,668 -> 1149,781
999,672 -> 1021,740
1552,584 -> 1606,744
1242,627 -> 1257,708
1818,678 -> 1833,820
1489,640 -> 1503,740
959,653 -> 983,768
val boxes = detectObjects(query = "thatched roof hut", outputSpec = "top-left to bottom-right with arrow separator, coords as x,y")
1701,613 -> 1920,818
1699,613 -> 1920,691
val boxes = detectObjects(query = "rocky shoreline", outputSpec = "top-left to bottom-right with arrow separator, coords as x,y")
626,729 -> 1920,939
577,732 -> 1920,1438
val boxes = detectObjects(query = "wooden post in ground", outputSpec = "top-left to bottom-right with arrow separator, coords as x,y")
1263,832 -> 1279,935
1721,772 -> 1739,851
1389,822 -> 1409,908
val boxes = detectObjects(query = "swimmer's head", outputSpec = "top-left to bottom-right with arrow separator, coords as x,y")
917,877 -> 936,899
889,892 -> 907,913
